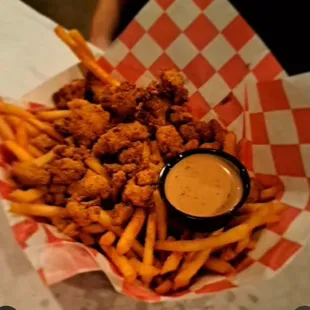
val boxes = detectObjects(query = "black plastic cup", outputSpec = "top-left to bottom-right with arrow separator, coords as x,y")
159,149 -> 251,232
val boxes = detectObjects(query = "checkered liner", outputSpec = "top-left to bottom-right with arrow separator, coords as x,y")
0,0 -> 309,302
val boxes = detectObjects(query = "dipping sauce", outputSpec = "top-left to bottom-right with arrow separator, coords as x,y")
164,154 -> 243,217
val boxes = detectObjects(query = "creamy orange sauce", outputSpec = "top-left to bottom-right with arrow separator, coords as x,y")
165,154 -> 243,217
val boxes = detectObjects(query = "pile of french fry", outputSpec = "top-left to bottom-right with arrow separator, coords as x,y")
0,27 -> 286,295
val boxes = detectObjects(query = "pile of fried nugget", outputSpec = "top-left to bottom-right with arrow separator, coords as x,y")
0,27 -> 286,295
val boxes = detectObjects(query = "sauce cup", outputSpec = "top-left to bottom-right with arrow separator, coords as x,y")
159,149 -> 251,232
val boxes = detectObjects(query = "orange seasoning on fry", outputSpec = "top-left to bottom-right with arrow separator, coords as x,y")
165,154 -> 243,217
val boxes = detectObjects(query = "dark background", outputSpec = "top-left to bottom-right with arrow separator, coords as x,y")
22,0 -> 310,75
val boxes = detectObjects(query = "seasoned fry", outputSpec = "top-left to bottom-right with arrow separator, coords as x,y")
9,188 -> 46,203
3,140 -> 34,161
85,157 -> 110,179
111,204 -> 134,226
62,222 -> 79,237
150,141 -> 164,165
161,251 -> 183,275
173,249 -> 211,291
260,186 -> 278,202
141,213 -> 156,284
204,258 -> 235,274
223,132 -> 237,156
16,122 -> 28,148
32,150 -> 55,166
27,144 -> 44,157
101,245 -> 137,283
36,110 -> 71,121
200,141 -> 221,150
10,203 -> 68,218
129,257 -> 160,277
54,26 -> 119,86
117,208 -> 146,254
99,231 -> 117,246
235,236 -> 250,254
0,115 -> 15,140
0,100 -> 34,119
69,29 -> 96,60
28,118 -> 63,142
51,217 -> 68,231
5,115 -> 39,137
79,231 -> 95,245
154,279 -> 173,295
153,190 -> 167,241
82,223 -> 105,234
155,224 -> 250,252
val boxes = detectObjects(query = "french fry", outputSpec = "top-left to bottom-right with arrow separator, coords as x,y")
223,132 -> 237,156
204,258 -> 235,274
128,257 -> 160,278
79,231 -> 96,246
0,115 -> 15,140
3,140 -> 34,161
153,190 -> 167,241
36,110 -> 71,121
259,186 -> 278,202
10,203 -> 68,218
111,204 -> 134,226
173,249 -> 211,291
101,245 -> 137,283
235,236 -> 250,254
5,115 -> 39,137
51,217 -> 68,231
16,122 -> 28,148
154,279 -> 173,295
33,150 -> 55,166
141,213 -> 156,284
247,179 -> 262,202
161,250 -> 183,275
99,231 -> 117,246
200,141 -> 221,150
27,118 -> 63,142
116,208 -> 146,254
69,29 -> 95,60
220,247 -> 237,261
155,224 -> 250,252
142,141 -> 151,162
54,26 -> 119,86
27,145 -> 44,157
85,157 -> 110,179
62,222 -> 79,238
150,141 -> 164,165
82,223 -> 105,234
0,100 -> 34,119
94,210 -> 145,259
9,188 -> 46,203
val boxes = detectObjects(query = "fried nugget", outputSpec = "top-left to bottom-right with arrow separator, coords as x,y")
66,201 -> 101,227
136,98 -> 169,132
67,99 -> 110,147
169,106 -> 192,125
123,179 -> 154,208
53,79 -> 85,109
31,134 -> 57,153
111,203 -> 134,226
156,125 -> 183,159
179,124 -> 200,141
135,164 -> 161,186
118,142 -> 144,165
11,162 -> 51,187
93,121 -> 149,156
69,170 -> 111,200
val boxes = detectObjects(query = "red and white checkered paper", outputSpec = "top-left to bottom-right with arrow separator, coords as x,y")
1,0 -> 310,302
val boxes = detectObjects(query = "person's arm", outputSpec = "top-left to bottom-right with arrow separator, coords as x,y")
90,0 -> 121,49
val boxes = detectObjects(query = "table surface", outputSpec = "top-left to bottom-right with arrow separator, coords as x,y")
1,1 -> 310,309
